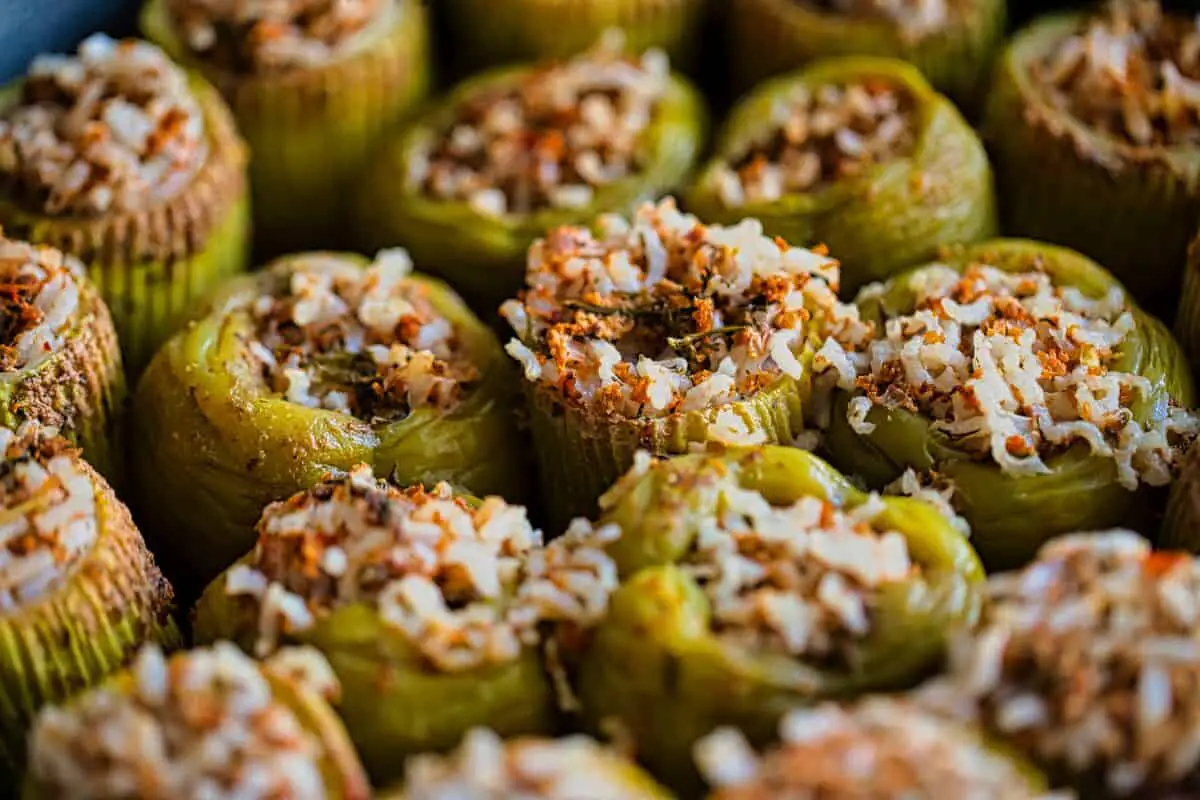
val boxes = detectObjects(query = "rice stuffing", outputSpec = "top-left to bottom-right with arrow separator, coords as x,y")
922,530 -> 1200,797
402,728 -> 661,799
242,249 -> 479,423
501,198 -> 869,419
165,0 -> 394,73
812,261 -> 1200,489
710,79 -> 916,208
695,697 -> 1058,799
0,422 -> 97,613
225,463 -> 621,671
27,643 -> 331,799
0,237 -> 84,372
802,0 -> 956,39
410,31 -> 671,219
0,35 -> 207,215
1032,0 -> 1200,147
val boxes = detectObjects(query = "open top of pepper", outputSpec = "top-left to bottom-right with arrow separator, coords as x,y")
409,31 -> 671,220
814,258 -> 1199,488
164,0 -> 396,74
0,236 -> 83,372
502,198 -> 867,421
798,0 -> 960,40
243,249 -> 480,425
224,463 -> 620,672
1030,0 -> 1200,149
0,34 -> 207,216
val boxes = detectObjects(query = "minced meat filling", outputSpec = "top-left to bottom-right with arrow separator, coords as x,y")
410,31 -> 671,219
0,238 -> 83,372
1032,0 -> 1200,148
245,249 -> 478,424
801,0 -> 955,38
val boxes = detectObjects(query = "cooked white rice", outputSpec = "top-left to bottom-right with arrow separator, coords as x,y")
402,728 -> 660,799
226,463 -> 620,672
502,198 -> 868,418
1032,0 -> 1200,147
708,79 -> 916,208
166,0 -> 394,72
27,643 -> 329,799
813,262 -> 1200,489
0,35 -> 206,215
0,422 -> 97,612
695,697 -> 1062,799
924,530 -> 1200,797
808,0 -> 954,38
410,30 -> 670,219
0,237 -> 84,372
242,249 -> 478,423
884,467 -> 971,536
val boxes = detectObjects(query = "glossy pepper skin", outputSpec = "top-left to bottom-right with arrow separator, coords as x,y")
686,56 -> 996,296
0,459 -> 181,783
141,0 -> 430,259
353,64 -> 707,314
130,253 -> 530,598
0,76 -> 250,379
984,11 -> 1200,313
1174,229 -> 1200,374
725,0 -> 1006,113
575,446 -> 984,792
822,239 -> 1195,572
21,655 -> 371,800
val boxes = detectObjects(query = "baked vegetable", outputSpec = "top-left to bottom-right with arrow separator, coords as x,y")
24,643 -> 370,799
354,33 -> 706,312
501,198 -> 870,530
193,465 -> 622,785
922,530 -> 1200,798
1175,228 -> 1200,372
0,34 -> 249,377
984,0 -> 1200,310
694,697 -> 1048,798
0,423 -> 179,782
381,728 -> 670,799
726,0 -> 1006,111
441,0 -> 708,75
575,445 -> 984,791
812,239 -> 1198,570
131,249 -> 528,594
141,0 -> 429,257
687,56 -> 996,294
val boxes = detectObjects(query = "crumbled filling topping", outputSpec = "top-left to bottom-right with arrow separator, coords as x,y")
0,237 -> 83,372
0,422 -> 97,612
710,80 -> 916,208
0,35 -> 207,216
166,0 -> 392,73
1033,0 -> 1200,147
244,250 -> 479,423
813,262 -> 1200,489
28,643 -> 330,799
928,531 -> 1200,798
403,728 -> 660,799
695,698 -> 1051,799
502,198 -> 869,418
883,467 -> 971,536
803,0 -> 955,39
410,31 -> 670,219
226,464 -> 620,672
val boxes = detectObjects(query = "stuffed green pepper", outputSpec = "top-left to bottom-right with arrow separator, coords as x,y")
813,239 -> 1198,571
575,445 -> 984,790
0,236 -> 125,484
193,464 -> 623,785
687,56 -> 996,294
501,197 -> 871,530
0,34 -> 249,377
984,0 -> 1200,310
1175,228 -> 1200,371
355,32 -> 706,313
131,248 -> 528,593
694,697 -> 1049,797
141,0 -> 429,257
0,422 -> 180,782
1162,439 -> 1200,551
441,0 -> 708,76
24,643 -> 371,799
382,728 -> 671,799
726,0 -> 1006,111
921,530 -> 1200,798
